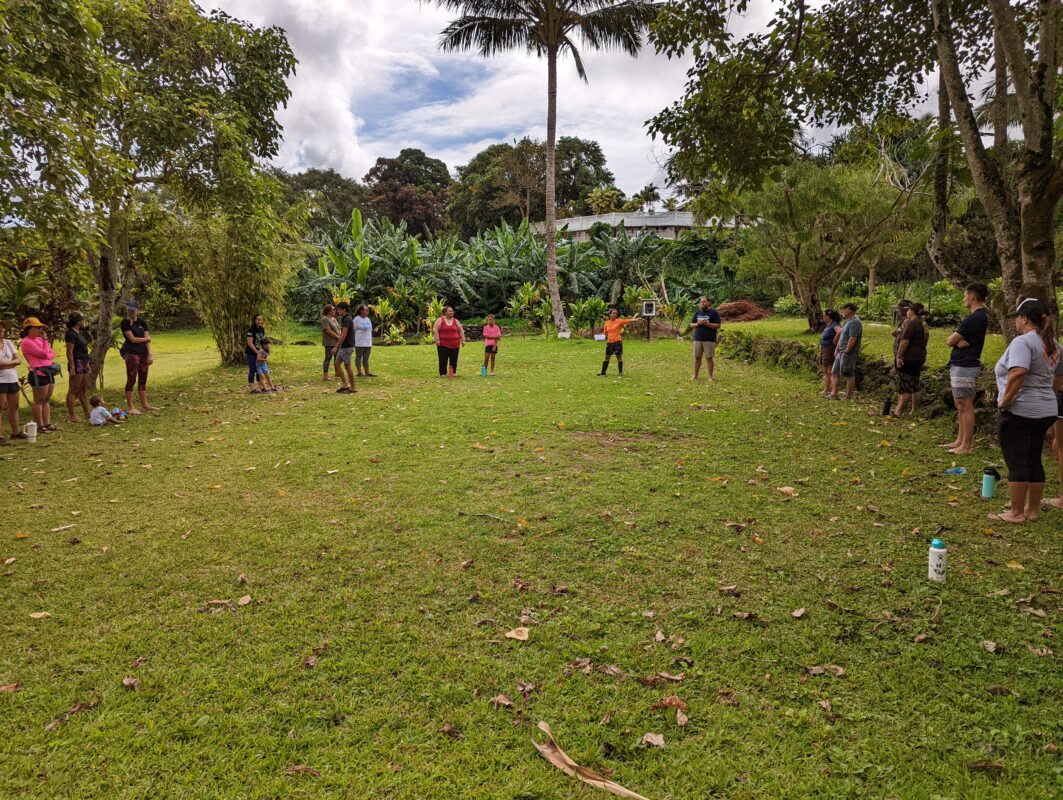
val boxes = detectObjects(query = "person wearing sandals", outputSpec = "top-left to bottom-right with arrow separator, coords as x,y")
819,309 -> 841,396
120,301 -> 155,415
353,305 -> 374,377
20,317 -> 58,434
320,304 -> 346,386
892,302 -> 929,417
0,320 -> 25,444
64,312 -> 92,422
990,298 -> 1061,524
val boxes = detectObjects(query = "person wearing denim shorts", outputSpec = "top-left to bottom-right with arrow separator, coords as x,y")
943,283 -> 989,455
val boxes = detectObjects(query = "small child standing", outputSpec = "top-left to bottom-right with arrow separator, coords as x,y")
88,395 -> 121,426
482,314 -> 502,376
256,342 -> 277,393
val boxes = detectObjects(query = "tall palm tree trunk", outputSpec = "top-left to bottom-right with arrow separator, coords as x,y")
544,45 -> 569,334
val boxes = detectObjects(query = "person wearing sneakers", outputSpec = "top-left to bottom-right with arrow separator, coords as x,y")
0,319 -> 25,444
942,282 -> 989,455
989,298 -> 1060,524
482,314 -> 502,376
828,303 -> 862,400
691,296 -> 721,381
599,309 -> 638,377
19,317 -> 58,433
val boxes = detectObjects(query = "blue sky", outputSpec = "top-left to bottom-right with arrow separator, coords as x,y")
203,0 -> 701,194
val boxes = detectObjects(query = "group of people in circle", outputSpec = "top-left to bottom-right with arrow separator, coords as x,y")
0,301 -> 156,444
816,284 -> 1063,523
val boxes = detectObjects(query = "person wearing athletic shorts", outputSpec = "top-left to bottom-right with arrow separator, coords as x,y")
333,302 -> 357,393
944,283 -> 989,455
829,304 -> 862,400
20,317 -> 58,433
600,309 -> 637,376
691,296 -> 721,381
64,311 -> 91,422
0,320 -> 24,444
482,314 -> 501,376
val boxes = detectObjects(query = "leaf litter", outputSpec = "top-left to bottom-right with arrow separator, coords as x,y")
532,721 -> 650,800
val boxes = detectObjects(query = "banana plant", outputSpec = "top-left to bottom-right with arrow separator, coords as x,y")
318,209 -> 371,297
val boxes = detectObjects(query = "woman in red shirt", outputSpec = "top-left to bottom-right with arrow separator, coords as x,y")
432,306 -> 465,376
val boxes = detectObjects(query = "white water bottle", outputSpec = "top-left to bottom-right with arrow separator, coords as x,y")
23,421 -> 37,443
928,538 -> 946,582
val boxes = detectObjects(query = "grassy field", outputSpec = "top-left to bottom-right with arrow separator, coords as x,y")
2,331 -> 1061,799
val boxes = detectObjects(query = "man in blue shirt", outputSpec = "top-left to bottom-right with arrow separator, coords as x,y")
690,296 -> 722,381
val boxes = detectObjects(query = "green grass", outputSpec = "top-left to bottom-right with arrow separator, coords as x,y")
734,316 -> 1008,367
2,332 -> 1061,799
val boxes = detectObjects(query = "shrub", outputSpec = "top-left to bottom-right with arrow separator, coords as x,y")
717,300 -> 772,322
772,294 -> 803,316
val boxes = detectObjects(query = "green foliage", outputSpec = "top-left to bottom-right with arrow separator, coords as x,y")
364,148 -> 451,236
568,296 -> 608,335
381,323 -> 406,346
505,282 -> 543,321
0,266 -> 49,321
772,294 -> 803,317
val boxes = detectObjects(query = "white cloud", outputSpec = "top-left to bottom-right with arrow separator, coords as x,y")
202,0 -> 694,194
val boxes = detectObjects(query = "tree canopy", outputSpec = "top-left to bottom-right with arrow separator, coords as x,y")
364,148 -> 452,237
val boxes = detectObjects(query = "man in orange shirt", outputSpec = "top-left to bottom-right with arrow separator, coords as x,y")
599,309 -> 638,376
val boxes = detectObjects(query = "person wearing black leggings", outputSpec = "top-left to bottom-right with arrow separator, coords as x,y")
991,298 -> 1061,524
432,306 -> 465,377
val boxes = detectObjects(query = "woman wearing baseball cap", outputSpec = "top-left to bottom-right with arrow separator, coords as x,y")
20,317 -> 59,433
990,298 -> 1062,523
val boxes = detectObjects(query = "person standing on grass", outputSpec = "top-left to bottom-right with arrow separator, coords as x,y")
690,296 -> 721,381
64,312 -> 91,422
819,309 -> 841,397
892,302 -> 929,417
989,298 -> 1060,524
828,303 -> 863,400
354,305 -> 375,377
320,304 -> 345,385
482,314 -> 502,376
332,302 -> 357,394
943,283 -> 989,455
245,315 -> 269,394
433,306 -> 465,377
20,317 -> 58,433
120,301 -> 154,415
0,320 -> 25,444
599,309 -> 637,377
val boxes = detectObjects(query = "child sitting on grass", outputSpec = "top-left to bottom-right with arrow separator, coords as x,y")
88,395 -> 121,426
256,341 -> 277,393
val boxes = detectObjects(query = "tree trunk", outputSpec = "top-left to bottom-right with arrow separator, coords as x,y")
866,262 -> 876,300
993,30 -> 1009,157
790,274 -> 824,332
543,47 -> 569,334
932,0 -> 1024,334
1017,156 -> 1062,312
88,213 -> 122,387
926,74 -> 957,284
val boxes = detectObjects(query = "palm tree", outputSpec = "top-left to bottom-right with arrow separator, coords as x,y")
435,0 -> 660,335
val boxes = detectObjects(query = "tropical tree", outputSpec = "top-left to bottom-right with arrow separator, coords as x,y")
435,0 -> 660,335
587,186 -> 623,214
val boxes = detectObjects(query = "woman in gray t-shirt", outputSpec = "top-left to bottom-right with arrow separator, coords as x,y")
991,299 -> 1061,524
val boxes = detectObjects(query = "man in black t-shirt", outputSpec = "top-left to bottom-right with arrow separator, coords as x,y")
942,282 -> 989,454
690,296 -> 722,381
331,302 -> 357,394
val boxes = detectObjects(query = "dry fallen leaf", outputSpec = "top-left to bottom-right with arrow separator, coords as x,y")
533,721 -> 649,800
818,699 -> 832,713
981,640 -> 999,653
641,732 -> 665,748
675,709 -> 688,727
986,685 -> 1017,696
791,608 -> 806,619
237,572 -> 246,584
914,632 -> 932,643
1026,644 -> 1052,657
441,723 -> 463,739
491,694 -> 513,709
459,560 -> 474,570
565,658 -> 593,675
654,630 -> 666,643
237,595 -> 252,607
506,627 -> 530,642
966,760 -> 1004,778
599,664 -> 624,678
718,585 -> 741,597
651,695 -> 687,712
121,676 -> 141,691
776,486 -> 798,498
29,611 -> 51,620
284,764 -> 321,778
0,683 -> 22,694
1006,560 -> 1024,570
300,656 -> 317,670
45,698 -> 99,730
517,681 -> 535,700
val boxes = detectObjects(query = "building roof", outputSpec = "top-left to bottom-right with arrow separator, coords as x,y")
533,210 -> 702,234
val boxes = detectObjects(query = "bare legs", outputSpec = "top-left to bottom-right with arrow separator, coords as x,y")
2,392 -> 18,435
944,397 -> 975,454
31,385 -> 53,430
66,372 -> 90,422
1051,420 -> 1063,510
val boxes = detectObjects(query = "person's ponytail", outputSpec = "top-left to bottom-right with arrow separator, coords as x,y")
1039,312 -> 1058,357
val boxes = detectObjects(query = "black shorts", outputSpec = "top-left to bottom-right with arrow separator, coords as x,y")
605,341 -> 623,357
27,371 -> 54,387
0,382 -> 18,395
484,345 -> 498,355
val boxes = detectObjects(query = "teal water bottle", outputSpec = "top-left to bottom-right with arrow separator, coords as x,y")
981,467 -> 1000,499
481,364 -> 487,377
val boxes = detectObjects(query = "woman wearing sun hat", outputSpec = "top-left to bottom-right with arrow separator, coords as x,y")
19,317 -> 58,433
990,298 -> 1062,524
120,300 -> 155,415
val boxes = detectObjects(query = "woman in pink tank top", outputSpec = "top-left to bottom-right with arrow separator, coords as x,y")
432,306 -> 465,376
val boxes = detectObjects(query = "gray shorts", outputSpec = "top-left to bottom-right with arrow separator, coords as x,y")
950,365 -> 980,400
832,352 -> 857,377
336,347 -> 354,366
694,340 -> 717,358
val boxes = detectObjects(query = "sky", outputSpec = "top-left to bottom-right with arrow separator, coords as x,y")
201,0 -> 707,196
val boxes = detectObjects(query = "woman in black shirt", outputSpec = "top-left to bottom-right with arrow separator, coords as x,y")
64,312 -> 91,422
120,301 -> 154,415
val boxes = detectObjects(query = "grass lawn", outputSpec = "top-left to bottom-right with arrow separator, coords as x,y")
2,331 -> 1061,799
732,316 -> 1008,368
